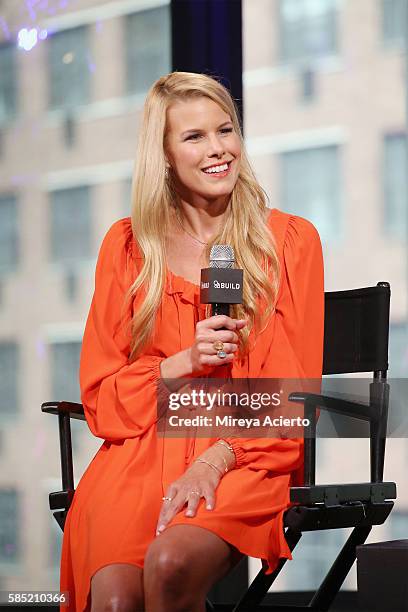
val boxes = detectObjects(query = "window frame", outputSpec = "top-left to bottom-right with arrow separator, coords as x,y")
0,341 -> 19,422
382,0 -> 408,48
124,4 -> 171,96
0,488 -> 20,567
279,143 -> 342,244
47,24 -> 91,111
382,131 -> 408,242
49,185 -> 93,269
0,193 -> 19,276
0,42 -> 18,124
278,0 -> 339,66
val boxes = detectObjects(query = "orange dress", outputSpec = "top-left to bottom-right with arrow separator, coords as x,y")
60,208 -> 324,611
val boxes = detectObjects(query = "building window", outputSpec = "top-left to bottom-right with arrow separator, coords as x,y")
50,341 -> 81,403
49,513 -> 63,569
125,6 -> 171,95
285,529 -> 345,589
383,134 -> 408,241
280,145 -> 341,243
0,342 -> 19,419
389,322 -> 408,376
279,0 -> 338,64
382,0 -> 408,46
0,43 -> 17,122
388,511 -> 408,539
123,177 -> 133,217
50,186 -> 91,265
0,489 -> 19,564
48,26 -> 90,109
49,340 -> 83,451
0,194 -> 18,274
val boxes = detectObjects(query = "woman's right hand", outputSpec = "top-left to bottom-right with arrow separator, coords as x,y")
189,315 -> 247,375
159,316 -> 247,381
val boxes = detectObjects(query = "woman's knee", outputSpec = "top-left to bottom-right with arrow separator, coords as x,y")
90,563 -> 144,612
144,539 -> 192,589
144,525 -> 236,593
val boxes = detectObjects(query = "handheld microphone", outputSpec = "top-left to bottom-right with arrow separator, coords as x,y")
200,245 -> 243,316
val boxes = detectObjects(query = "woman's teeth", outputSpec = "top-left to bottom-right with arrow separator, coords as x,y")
203,163 -> 229,174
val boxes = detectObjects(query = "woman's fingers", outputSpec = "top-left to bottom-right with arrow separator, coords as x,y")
209,316 -> 247,331
190,318 -> 248,374
184,490 -> 203,517
156,485 -> 180,534
185,486 -> 215,516
197,316 -> 247,334
203,330 -> 239,344
202,487 -> 215,511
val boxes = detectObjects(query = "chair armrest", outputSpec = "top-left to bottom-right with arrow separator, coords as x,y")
41,401 -> 86,421
288,391 -> 378,422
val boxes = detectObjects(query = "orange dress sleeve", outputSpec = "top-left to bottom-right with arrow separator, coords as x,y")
79,218 -> 165,441
219,214 -> 325,470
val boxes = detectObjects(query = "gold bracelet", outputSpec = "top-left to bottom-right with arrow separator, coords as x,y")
217,440 -> 235,456
220,453 -> 229,473
195,458 -> 223,477
214,449 -> 229,473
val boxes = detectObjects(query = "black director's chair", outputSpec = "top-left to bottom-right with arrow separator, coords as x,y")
42,281 -> 396,611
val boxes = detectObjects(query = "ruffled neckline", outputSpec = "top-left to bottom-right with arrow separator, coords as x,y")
165,268 -> 206,308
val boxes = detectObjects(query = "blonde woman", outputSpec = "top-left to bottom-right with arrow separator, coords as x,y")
60,72 -> 324,612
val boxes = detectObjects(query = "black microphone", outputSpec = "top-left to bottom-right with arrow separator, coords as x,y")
200,245 -> 243,317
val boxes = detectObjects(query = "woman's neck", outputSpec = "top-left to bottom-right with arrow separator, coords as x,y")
175,199 -> 229,244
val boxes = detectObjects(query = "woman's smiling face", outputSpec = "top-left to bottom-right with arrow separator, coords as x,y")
165,97 -> 242,207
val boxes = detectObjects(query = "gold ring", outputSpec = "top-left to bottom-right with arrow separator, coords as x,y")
162,496 -> 173,502
213,340 -> 224,352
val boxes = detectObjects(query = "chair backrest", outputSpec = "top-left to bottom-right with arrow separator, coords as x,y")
323,282 -> 390,376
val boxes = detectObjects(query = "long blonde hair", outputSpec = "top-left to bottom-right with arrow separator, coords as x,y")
127,72 -> 280,361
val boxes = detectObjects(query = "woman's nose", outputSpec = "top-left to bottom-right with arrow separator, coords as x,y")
207,134 -> 224,157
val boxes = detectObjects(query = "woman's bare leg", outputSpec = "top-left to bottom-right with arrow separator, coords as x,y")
143,525 -> 243,612
90,563 -> 144,612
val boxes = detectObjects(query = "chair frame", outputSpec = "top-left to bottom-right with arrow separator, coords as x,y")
42,281 -> 396,611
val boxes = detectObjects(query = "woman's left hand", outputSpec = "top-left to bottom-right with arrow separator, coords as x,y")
156,462 -> 221,536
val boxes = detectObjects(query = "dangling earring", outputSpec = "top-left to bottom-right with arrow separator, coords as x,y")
165,167 -> 169,179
